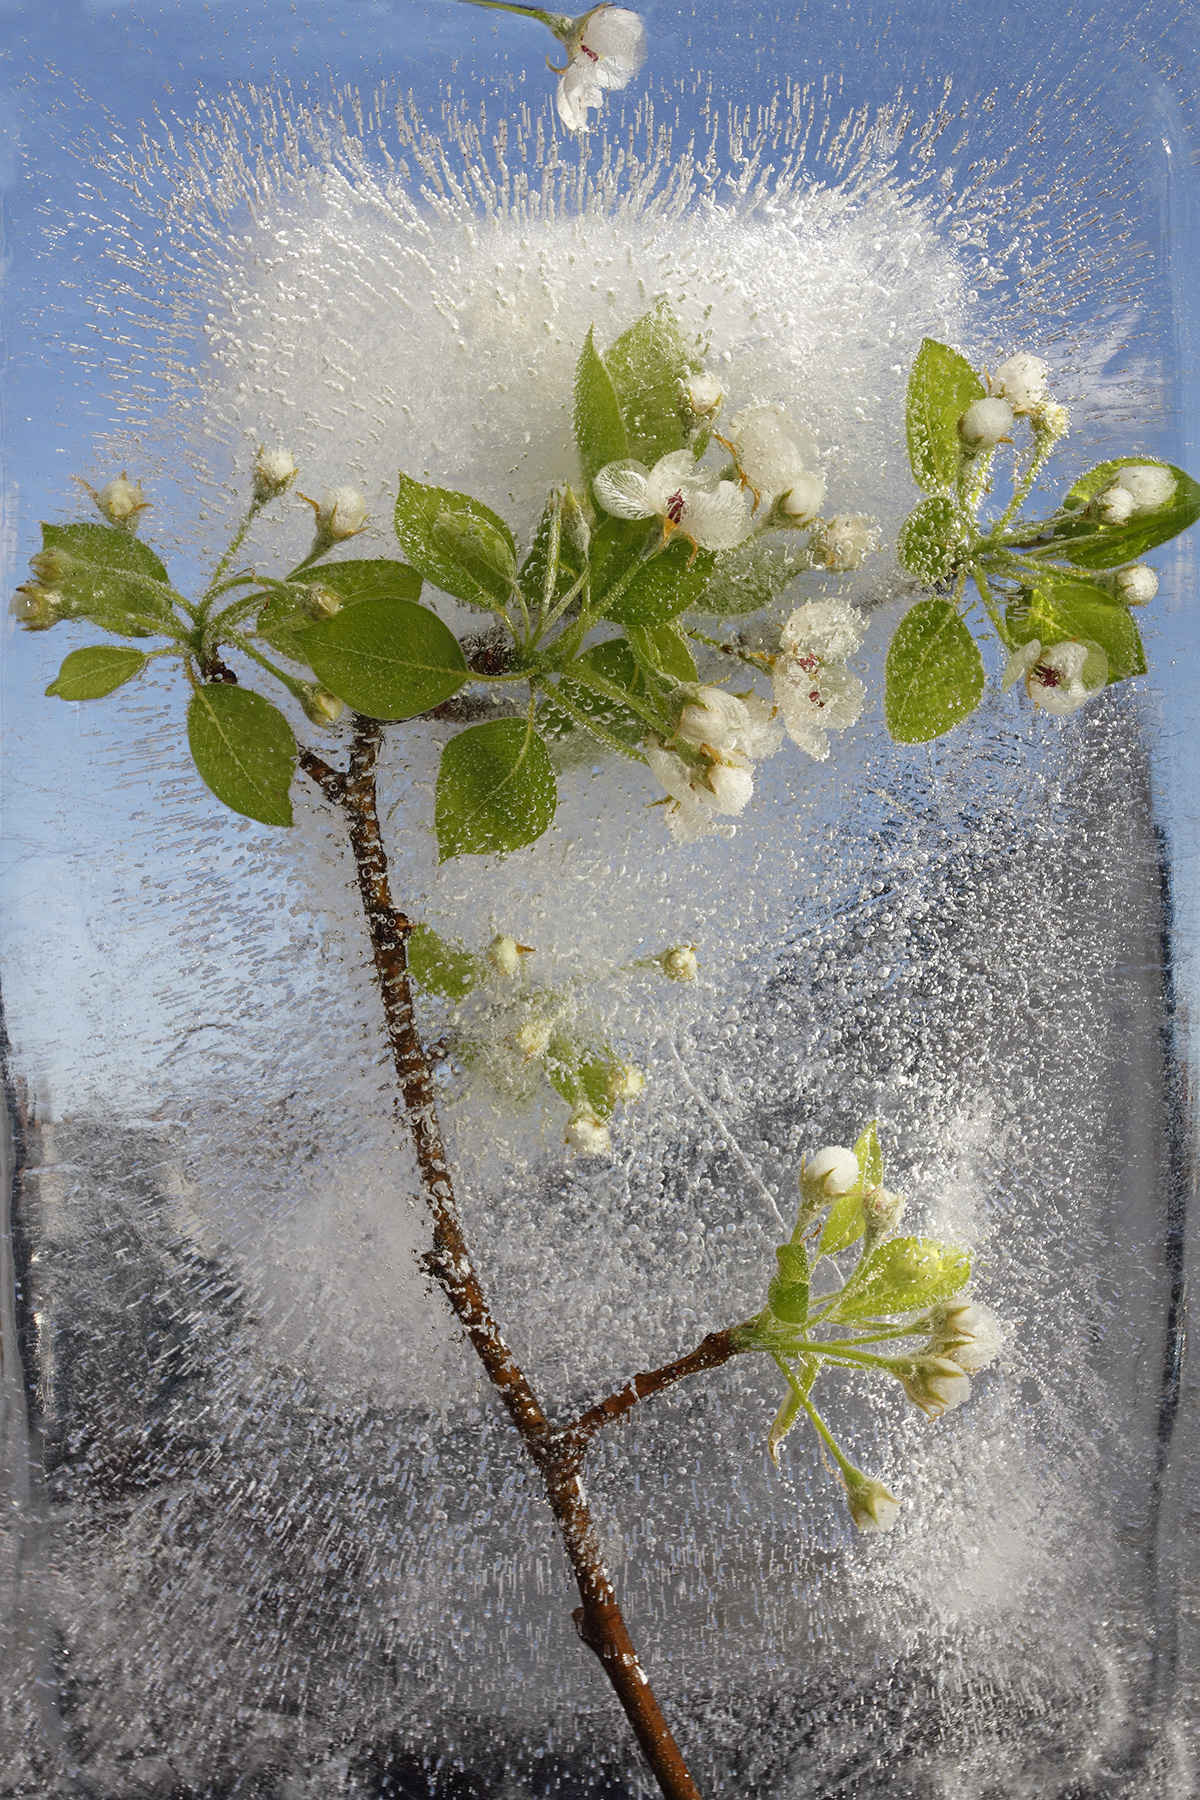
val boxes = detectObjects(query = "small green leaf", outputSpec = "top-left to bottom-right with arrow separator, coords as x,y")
768,1242 -> 810,1325
1044,458 -> 1200,568
885,599 -> 985,743
407,923 -> 484,1000
394,474 -> 517,612
303,597 -> 468,720
855,1119 -> 883,1189
835,1236 -> 971,1321
897,496 -> 964,584
905,339 -> 985,495
602,537 -> 717,628
39,521 -> 176,637
602,300 -> 699,466
767,1355 -> 818,1466
187,685 -> 295,827
575,326 -> 629,486
625,620 -> 698,683
690,535 -> 809,617
435,718 -> 557,861
1007,571 -> 1146,684
46,646 -> 147,700
519,490 -> 589,613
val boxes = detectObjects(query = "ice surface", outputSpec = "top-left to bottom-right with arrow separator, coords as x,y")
0,82 -> 1194,1800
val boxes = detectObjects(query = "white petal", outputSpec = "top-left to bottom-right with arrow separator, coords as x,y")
644,449 -> 700,513
780,598 -> 864,662
593,458 -> 653,519
556,62 -> 606,131
1001,639 -> 1041,692
576,7 -> 648,84
702,760 -> 754,815
729,403 -> 820,497
681,480 -> 752,550
676,687 -> 752,753
740,692 -> 785,759
643,741 -> 695,806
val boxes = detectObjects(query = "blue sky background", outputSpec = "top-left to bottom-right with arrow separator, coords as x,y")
1,0 -> 1198,1103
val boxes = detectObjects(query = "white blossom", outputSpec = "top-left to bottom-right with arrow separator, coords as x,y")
772,598 -> 866,760
843,1471 -> 901,1533
1114,463 -> 1176,512
990,353 -> 1049,413
959,397 -> 1014,447
644,740 -> 753,842
593,451 -> 750,551
1001,638 -> 1107,717
1096,484 -> 1136,525
801,1145 -> 860,1201
778,472 -> 827,518
896,1356 -> 971,1420
555,6 -> 646,133
727,403 -> 822,506
923,1300 -> 1003,1374
1115,565 -> 1158,606
253,447 -> 298,500
313,485 -> 368,541
681,372 -> 724,421
564,1110 -> 612,1156
675,685 -> 782,761
487,933 -> 529,976
820,513 -> 876,571
515,1019 -> 553,1059
606,1062 -> 645,1103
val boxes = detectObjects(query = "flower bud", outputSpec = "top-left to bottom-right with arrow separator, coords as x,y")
606,1062 -> 645,1105
842,1467 -> 901,1533
515,1019 -> 553,1060
862,1184 -> 906,1244
657,945 -> 698,982
302,583 -> 343,620
487,934 -> 533,977
564,1111 -> 611,1157
800,1145 -> 859,1204
9,584 -> 61,630
681,372 -> 724,422
95,474 -> 149,527
1115,564 -> 1158,606
1096,484 -> 1136,525
959,397 -> 1014,448
922,1300 -> 1002,1373
301,685 -> 345,728
306,485 -> 368,543
1032,400 -> 1069,439
253,447 -> 298,502
30,547 -> 70,587
991,353 -> 1049,413
1116,463 -> 1175,512
895,1355 -> 971,1420
703,760 -> 754,814
820,513 -> 875,571
778,472 -> 827,518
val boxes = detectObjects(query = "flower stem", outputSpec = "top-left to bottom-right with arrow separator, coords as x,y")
450,0 -> 573,37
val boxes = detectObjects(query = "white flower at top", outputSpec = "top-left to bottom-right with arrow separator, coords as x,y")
801,1145 -> 860,1202
305,485 -> 368,542
593,450 -> 751,552
1002,638 -> 1108,716
772,599 -> 866,761
990,353 -> 1049,413
959,397 -> 1014,448
726,403 -> 824,511
90,474 -> 149,527
554,6 -> 647,133
681,372 -> 724,422
254,447 -> 298,501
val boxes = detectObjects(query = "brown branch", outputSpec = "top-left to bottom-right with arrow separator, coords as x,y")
565,1329 -> 741,1451
299,727 -> 705,1800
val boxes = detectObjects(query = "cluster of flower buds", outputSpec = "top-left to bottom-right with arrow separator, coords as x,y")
770,598 -> 866,760
1093,464 -> 1176,525
887,1300 -> 1002,1419
961,352 -> 1068,452
644,684 -> 783,842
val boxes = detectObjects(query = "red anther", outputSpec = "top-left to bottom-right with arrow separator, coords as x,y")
665,490 -> 687,524
580,41 -> 600,59
1035,664 -> 1061,687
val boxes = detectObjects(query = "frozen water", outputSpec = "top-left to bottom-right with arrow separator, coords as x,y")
1,75 -> 1196,1800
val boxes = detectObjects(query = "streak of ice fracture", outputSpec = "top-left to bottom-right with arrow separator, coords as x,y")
0,74 -> 1194,1800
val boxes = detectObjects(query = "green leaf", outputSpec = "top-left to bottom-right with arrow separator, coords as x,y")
39,522 -> 177,637
601,537 -> 717,628
546,1039 -> 620,1120
625,620 -> 698,684
309,558 -> 424,604
407,923 -> 484,1000
897,496 -> 964,584
602,300 -> 699,466
689,536 -> 809,617
394,474 -> 517,612
575,326 -> 629,486
303,597 -> 468,721
542,638 -> 649,746
1050,459 -> 1200,569
885,599 -> 985,743
834,1236 -> 971,1321
435,718 -> 557,861
768,1242 -> 810,1325
855,1118 -> 883,1189
1006,571 -> 1146,684
187,685 -> 295,827
519,490 -> 588,613
45,646 -> 147,701
905,339 -> 985,495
